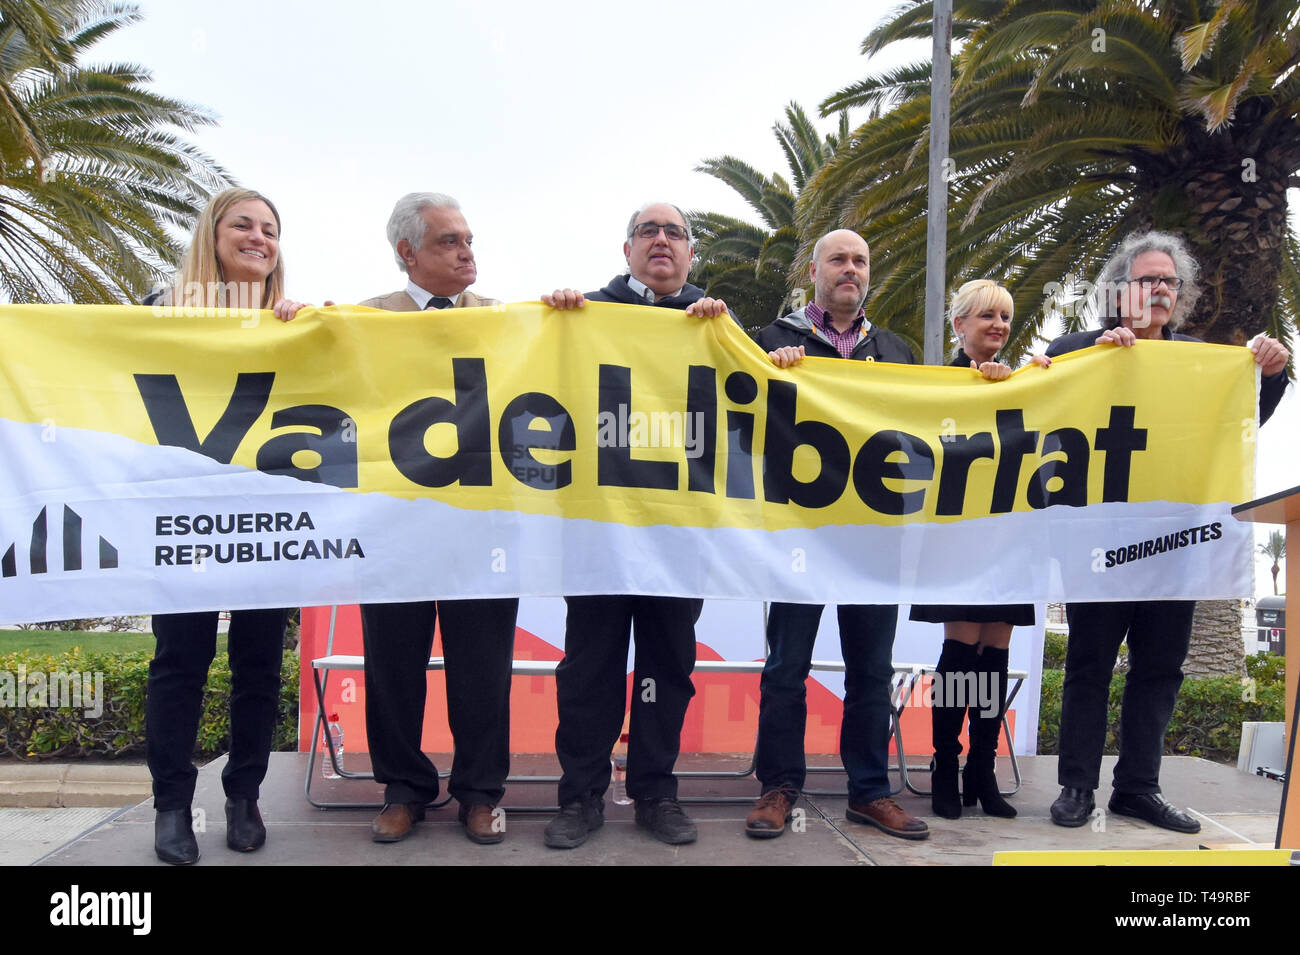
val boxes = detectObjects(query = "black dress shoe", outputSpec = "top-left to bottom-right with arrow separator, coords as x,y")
1108,791 -> 1201,834
1049,787 -> 1095,827
225,798 -> 267,852
634,798 -> 698,845
155,808 -> 199,865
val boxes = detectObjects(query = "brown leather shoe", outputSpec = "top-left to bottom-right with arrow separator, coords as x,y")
460,803 -> 504,845
846,797 -> 930,840
371,802 -> 425,843
745,789 -> 795,839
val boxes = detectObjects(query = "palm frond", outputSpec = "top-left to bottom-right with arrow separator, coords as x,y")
0,0 -> 232,303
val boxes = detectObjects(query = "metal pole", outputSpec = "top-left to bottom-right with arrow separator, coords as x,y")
924,0 -> 953,365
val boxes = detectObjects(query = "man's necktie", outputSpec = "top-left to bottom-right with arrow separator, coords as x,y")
425,296 -> 454,310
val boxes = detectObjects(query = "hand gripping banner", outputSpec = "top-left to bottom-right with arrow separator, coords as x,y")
0,302 -> 1257,620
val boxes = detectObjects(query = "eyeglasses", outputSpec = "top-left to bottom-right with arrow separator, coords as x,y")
1130,275 -> 1183,290
630,222 -> 690,242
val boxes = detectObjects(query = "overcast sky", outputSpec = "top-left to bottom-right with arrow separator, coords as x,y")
90,0 -> 924,304
89,0 -> 1296,593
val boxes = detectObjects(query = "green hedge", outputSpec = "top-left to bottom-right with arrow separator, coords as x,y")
1043,630 -> 1129,671
1043,631 -> 1068,669
0,647 -> 299,759
1037,653 -> 1286,763
2,640 -> 1284,765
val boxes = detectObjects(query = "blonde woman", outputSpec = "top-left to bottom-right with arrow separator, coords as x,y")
144,188 -> 313,864
910,280 -> 1048,820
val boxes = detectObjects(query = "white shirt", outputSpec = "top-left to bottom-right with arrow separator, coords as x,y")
405,279 -> 461,310
626,275 -> 683,303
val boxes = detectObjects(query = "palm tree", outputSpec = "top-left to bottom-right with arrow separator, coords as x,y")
688,102 -> 849,335
1185,599 -> 1248,677
0,1 -> 230,304
797,0 -> 1300,675
801,0 -> 1300,363
1258,529 -> 1286,595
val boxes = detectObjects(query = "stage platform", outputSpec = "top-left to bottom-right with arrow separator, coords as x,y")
31,752 -> 1285,866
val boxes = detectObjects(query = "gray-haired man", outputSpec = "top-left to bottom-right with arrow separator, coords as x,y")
360,193 -> 518,847
1047,230 -> 1288,833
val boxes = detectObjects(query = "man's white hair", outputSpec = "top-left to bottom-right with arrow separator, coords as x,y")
1086,230 -> 1201,330
387,192 -> 461,272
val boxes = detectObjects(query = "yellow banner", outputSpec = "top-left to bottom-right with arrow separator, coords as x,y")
0,302 -> 1259,617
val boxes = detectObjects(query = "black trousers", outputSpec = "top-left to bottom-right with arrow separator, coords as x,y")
360,599 -> 517,807
555,595 -> 701,805
146,609 -> 288,812
1057,600 -> 1196,793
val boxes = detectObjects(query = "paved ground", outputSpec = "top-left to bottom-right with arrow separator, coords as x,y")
0,759 -> 152,809
3,752 -> 1286,866
0,806 -> 127,866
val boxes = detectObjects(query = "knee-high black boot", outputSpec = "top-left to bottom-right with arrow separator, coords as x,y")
930,640 -> 977,819
963,646 -> 1016,818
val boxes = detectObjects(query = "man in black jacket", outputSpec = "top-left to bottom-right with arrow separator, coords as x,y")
1046,230 -> 1289,834
756,231 -> 916,365
539,202 -> 728,848
744,229 -> 931,841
